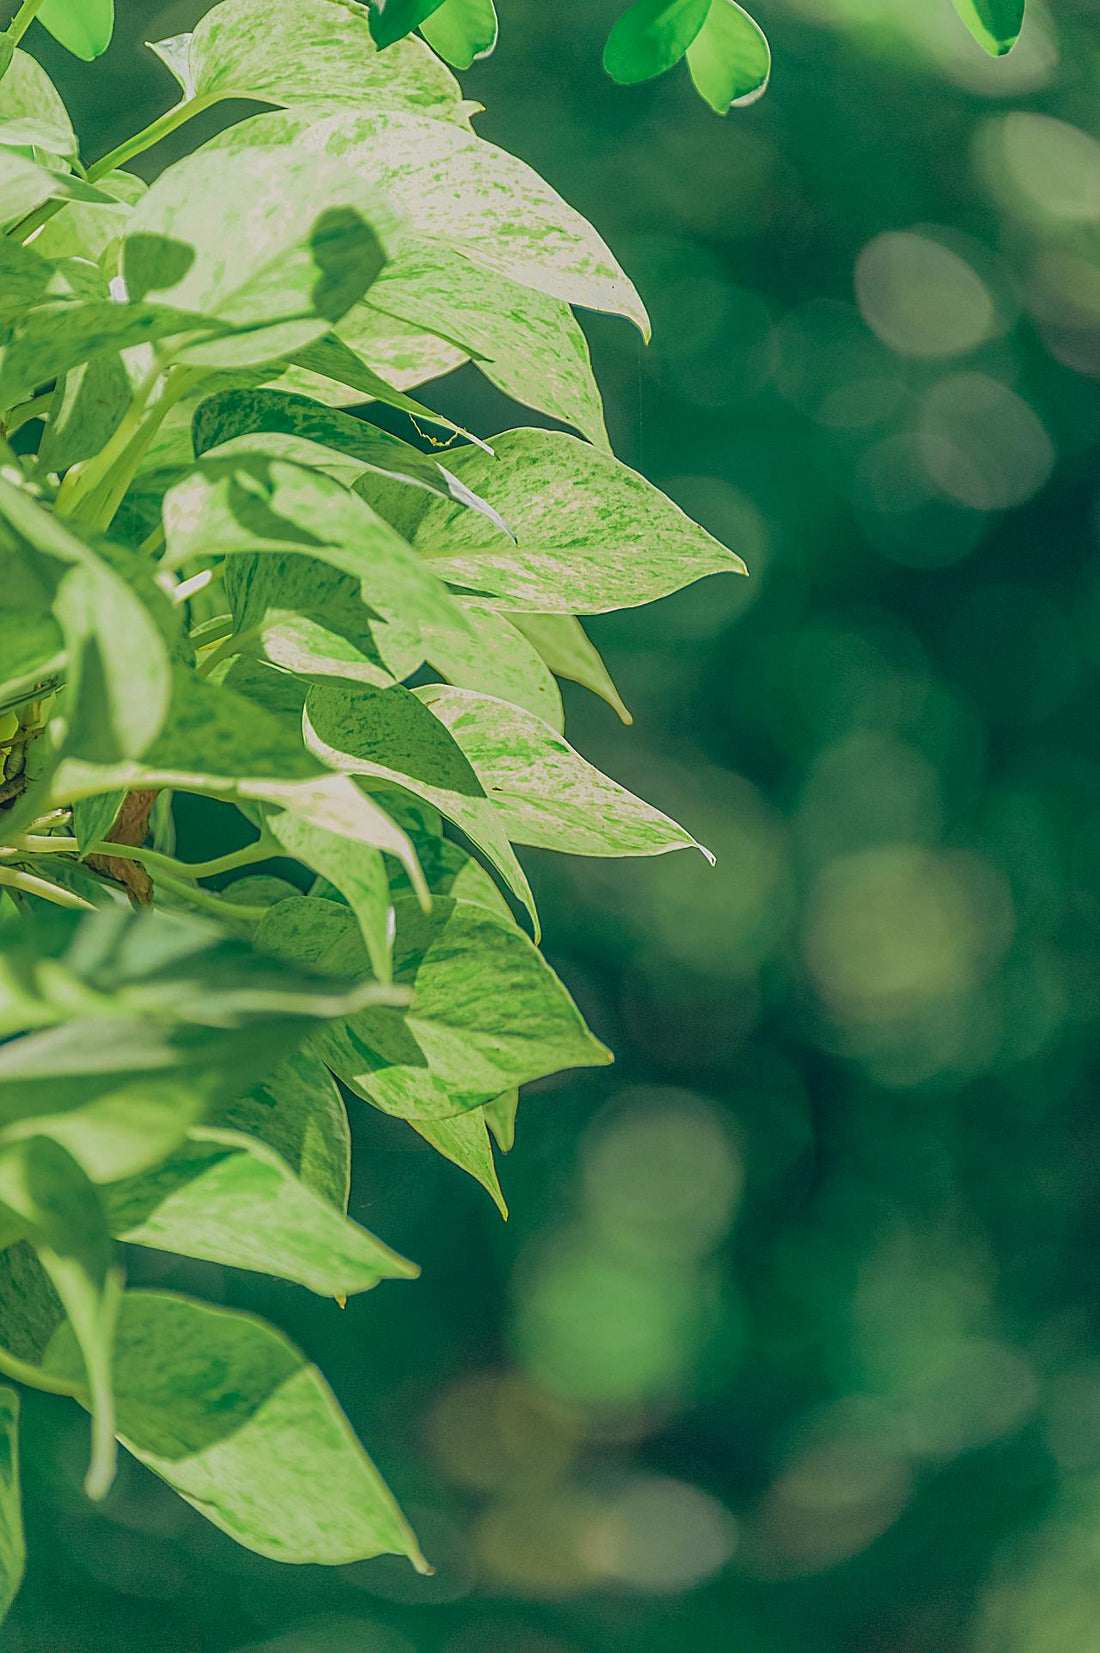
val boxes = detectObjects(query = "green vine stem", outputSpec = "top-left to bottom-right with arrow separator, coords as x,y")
2,0 -> 47,47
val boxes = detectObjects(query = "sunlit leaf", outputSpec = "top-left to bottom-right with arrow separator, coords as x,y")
41,1290 -> 428,1566
685,0 -> 770,111
105,1126 -> 416,1297
418,685 -> 712,858
513,614 -> 632,724
37,0 -> 114,60
397,429 -> 746,612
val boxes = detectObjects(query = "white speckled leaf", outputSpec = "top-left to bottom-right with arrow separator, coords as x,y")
400,428 -> 747,612
160,0 -> 462,119
205,108 -> 649,335
417,685 -> 712,859
426,602 -> 564,729
304,680 -> 536,928
123,147 -> 401,369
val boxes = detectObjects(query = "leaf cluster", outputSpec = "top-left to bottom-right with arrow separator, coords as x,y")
0,0 -> 746,1611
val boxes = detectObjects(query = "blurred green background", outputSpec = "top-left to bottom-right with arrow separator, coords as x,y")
8,1 -> 1100,1648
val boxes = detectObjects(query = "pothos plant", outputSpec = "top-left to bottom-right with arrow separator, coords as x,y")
0,0 -> 1029,1623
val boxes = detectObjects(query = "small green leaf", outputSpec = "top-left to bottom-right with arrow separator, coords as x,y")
263,805 -> 395,982
513,614 -> 632,725
0,478 -> 171,765
214,1047 -> 349,1209
260,893 -> 611,1119
411,1109 -> 506,1213
41,1290 -> 428,1567
427,602 -> 564,729
686,0 -> 771,112
604,0 -> 711,84
123,148 -> 399,369
949,0 -> 1026,55
176,0 -> 462,119
0,46 -> 77,157
0,152 -> 119,228
418,0 -> 498,67
37,0 -> 114,60
418,685 -> 712,859
369,0 -> 448,49
30,169 -> 144,266
191,387 -> 508,529
400,429 -> 746,612
0,1387 -> 24,1625
305,681 -> 536,928
71,790 -> 124,853
0,1137 -> 121,1500
483,1089 -> 519,1153
105,1127 -> 416,1298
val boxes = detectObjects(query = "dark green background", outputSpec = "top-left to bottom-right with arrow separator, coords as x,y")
8,1 -> 1100,1648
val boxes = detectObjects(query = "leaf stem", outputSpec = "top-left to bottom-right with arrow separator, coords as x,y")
149,870 -> 271,923
0,866 -> 95,910
3,0 -> 46,46
86,93 -> 223,183
85,836 -> 279,879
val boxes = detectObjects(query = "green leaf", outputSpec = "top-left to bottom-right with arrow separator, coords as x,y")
418,0 -> 498,67
175,0 -> 463,119
0,237 -> 52,329
513,614 -> 632,724
286,330 -> 471,429
604,0 -> 711,84
398,429 -> 746,612
483,1089 -> 519,1153
686,0 -> 771,112
105,1127 -> 416,1298
0,46 -> 77,158
208,109 -> 650,337
51,669 -> 429,907
360,246 -> 610,447
0,904 -> 392,1176
0,298 -> 221,414
949,0 -> 1026,55
222,552 -> 422,688
305,681 -> 537,928
0,1137 -> 121,1499
368,0 -> 448,49
0,478 -> 171,764
261,893 -> 611,1119
0,609 -> 63,710
37,0 -> 114,60
388,830 -> 511,916
0,1387 -> 24,1625
71,789 -> 124,853
31,170 -> 145,265
36,353 -> 132,476
410,1109 -> 506,1213
0,152 -> 119,227
263,805 -> 394,982
427,602 -> 564,728
191,387 -> 509,528
214,1047 -> 349,1209
123,147 -> 399,369
162,452 -> 465,643
418,684 -> 712,858
41,1290 -> 427,1567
